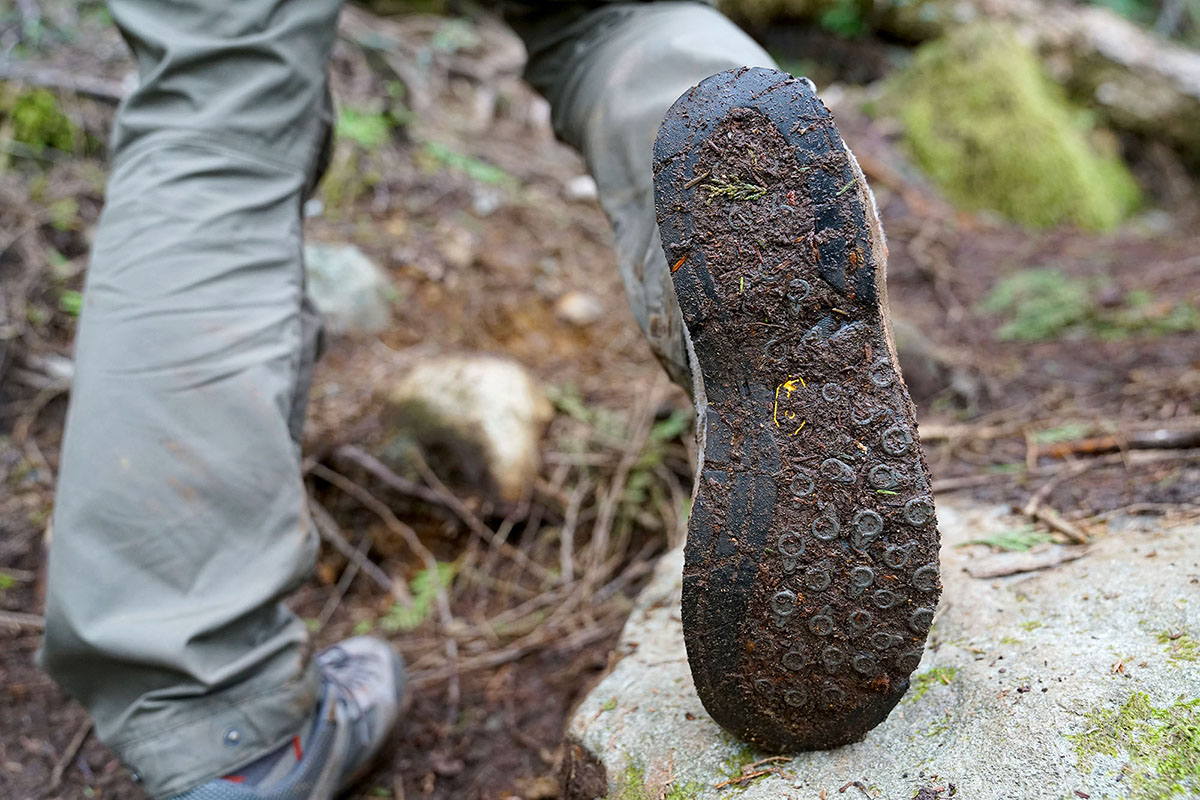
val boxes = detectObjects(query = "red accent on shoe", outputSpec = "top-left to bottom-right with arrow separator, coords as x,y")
292,735 -> 303,762
222,776 -> 246,783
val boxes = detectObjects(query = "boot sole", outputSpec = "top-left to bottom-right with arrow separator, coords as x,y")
653,67 -> 941,752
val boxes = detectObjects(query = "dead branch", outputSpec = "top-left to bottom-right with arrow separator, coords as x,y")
332,444 -> 450,508
966,545 -> 1091,579
407,449 -> 553,584
933,447 -> 1200,494
317,530 -> 372,629
0,62 -> 125,103
408,618 -> 618,689
307,494 -> 412,606
47,717 -> 92,792
310,464 -> 461,726
1020,461 -> 1097,544
0,610 -> 45,630
1043,425 -> 1200,459
559,478 -> 588,585
587,379 -> 660,583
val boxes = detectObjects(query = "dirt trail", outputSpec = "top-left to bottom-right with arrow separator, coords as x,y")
2,8 -> 1199,800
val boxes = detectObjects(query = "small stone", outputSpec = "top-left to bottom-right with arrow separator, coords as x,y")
564,175 -> 598,201
383,355 -> 553,503
554,291 -> 605,326
304,243 -> 394,335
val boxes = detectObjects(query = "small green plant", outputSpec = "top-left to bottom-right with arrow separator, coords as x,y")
58,289 -> 83,317
1019,620 -> 1044,632
335,107 -> 395,149
980,268 -> 1093,340
704,174 -> 766,203
1034,422 -> 1094,444
0,572 -> 16,591
960,525 -> 1053,552
819,0 -> 867,37
601,697 -> 618,712
48,197 -> 79,232
422,141 -> 514,186
981,268 -> 1200,341
907,666 -> 957,703
381,561 -> 457,633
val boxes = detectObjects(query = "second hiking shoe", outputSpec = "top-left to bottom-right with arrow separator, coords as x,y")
653,67 -> 941,752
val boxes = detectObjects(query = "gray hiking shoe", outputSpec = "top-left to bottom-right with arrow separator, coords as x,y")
170,637 -> 407,800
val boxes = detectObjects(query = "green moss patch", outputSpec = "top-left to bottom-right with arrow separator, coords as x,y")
1071,692 -> 1200,798
4,87 -> 79,153
979,268 -> 1199,341
882,23 -> 1140,230
612,764 -> 704,800
907,666 -> 957,703
1157,631 -> 1199,663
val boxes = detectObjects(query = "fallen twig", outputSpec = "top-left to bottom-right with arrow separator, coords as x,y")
713,769 -> 778,789
559,478 -> 588,585
0,610 -> 45,630
838,780 -> 872,798
933,447 -> 1200,494
307,494 -> 411,606
0,62 -> 125,103
587,381 -> 660,582
408,618 -> 618,689
332,444 -> 449,508
1026,504 -> 1089,544
311,464 -> 461,727
317,530 -> 372,629
1044,425 -> 1200,459
47,717 -> 92,792
407,449 -> 553,583
966,545 -> 1090,579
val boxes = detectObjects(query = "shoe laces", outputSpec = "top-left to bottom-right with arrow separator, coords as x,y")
317,646 -> 378,723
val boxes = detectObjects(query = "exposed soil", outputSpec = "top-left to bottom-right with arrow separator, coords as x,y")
2,8 -> 1199,800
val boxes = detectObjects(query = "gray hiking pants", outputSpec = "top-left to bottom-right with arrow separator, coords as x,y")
39,1 -> 772,795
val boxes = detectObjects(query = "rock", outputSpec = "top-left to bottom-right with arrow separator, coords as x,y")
555,291 -> 605,327
304,243 -> 395,335
383,355 -> 553,503
882,23 -> 1140,230
564,499 -> 1200,799
565,175 -> 599,202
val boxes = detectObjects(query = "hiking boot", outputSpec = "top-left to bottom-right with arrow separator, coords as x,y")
170,637 -> 407,799
653,67 -> 941,752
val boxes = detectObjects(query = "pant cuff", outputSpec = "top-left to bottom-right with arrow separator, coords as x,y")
112,661 -> 320,798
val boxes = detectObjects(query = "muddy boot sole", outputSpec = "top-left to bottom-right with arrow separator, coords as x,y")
653,67 -> 941,752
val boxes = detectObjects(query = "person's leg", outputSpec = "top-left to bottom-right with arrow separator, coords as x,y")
507,0 -> 776,392
39,0 -> 340,796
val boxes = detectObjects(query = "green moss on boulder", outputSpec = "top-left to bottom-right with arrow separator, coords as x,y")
882,23 -> 1140,230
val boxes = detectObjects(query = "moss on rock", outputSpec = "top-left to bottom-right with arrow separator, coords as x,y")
882,23 -> 1140,230
1071,692 -> 1200,798
611,764 -> 703,800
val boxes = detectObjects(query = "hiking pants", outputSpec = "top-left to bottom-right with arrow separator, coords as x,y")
39,1 -> 773,795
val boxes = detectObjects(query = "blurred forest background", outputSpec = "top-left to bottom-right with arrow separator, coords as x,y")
1,0 -> 1198,797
